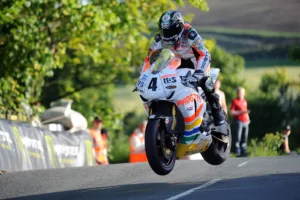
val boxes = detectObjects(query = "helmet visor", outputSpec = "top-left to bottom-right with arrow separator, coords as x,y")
160,23 -> 183,42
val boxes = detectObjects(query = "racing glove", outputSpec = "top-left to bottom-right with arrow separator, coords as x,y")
181,70 -> 204,88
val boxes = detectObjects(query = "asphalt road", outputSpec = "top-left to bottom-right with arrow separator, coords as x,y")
1,155 -> 300,200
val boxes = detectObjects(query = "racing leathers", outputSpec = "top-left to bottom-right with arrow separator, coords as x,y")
142,23 -> 226,126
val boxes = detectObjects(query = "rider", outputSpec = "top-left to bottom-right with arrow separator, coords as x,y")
141,10 -> 226,127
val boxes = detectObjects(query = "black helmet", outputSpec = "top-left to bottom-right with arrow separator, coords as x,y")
158,10 -> 184,46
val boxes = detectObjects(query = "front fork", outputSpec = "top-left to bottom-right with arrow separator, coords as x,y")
148,104 -> 180,151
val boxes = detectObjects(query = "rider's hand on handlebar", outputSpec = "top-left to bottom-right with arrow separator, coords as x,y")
181,70 -> 202,88
182,75 -> 199,88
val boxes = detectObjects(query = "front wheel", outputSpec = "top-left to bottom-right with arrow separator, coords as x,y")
145,119 -> 176,175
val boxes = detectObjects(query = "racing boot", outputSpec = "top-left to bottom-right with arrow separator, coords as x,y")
208,92 -> 226,126
199,76 -> 226,126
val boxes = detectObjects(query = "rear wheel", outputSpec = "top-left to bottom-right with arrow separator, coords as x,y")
201,111 -> 232,165
145,119 -> 176,175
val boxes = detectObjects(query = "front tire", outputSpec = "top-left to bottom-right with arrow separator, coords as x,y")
145,119 -> 176,175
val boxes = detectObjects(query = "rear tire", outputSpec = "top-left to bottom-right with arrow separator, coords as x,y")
201,111 -> 232,165
145,119 -> 176,175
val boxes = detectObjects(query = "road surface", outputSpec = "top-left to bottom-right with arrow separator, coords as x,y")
1,156 -> 300,200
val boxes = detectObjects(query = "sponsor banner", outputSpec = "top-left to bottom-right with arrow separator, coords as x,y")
0,119 -> 95,172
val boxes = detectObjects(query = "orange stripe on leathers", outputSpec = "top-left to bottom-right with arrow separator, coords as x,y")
192,46 -> 205,64
184,103 -> 204,123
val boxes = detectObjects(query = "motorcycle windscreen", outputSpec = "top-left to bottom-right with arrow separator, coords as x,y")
149,49 -> 178,73
208,68 -> 220,84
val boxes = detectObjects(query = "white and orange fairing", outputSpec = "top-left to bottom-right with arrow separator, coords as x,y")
136,49 -> 220,158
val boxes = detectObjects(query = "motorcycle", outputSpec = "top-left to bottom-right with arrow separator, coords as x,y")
133,49 -> 231,176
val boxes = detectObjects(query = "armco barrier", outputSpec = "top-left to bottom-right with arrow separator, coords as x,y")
0,119 -> 95,172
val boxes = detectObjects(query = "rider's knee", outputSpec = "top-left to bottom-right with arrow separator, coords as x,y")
199,76 -> 214,92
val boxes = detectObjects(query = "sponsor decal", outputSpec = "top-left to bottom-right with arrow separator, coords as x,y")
165,118 -> 169,124
0,130 -> 13,144
162,14 -> 170,22
22,136 -> 44,152
166,85 -> 176,89
138,81 -> 144,87
201,53 -> 209,69
177,94 -> 201,106
0,130 -> 13,150
161,14 -> 171,29
187,106 -> 194,111
54,145 -> 79,157
163,77 -> 176,84
141,74 -> 148,81
189,31 -> 197,40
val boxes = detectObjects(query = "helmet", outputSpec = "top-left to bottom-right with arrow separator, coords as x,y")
158,10 -> 184,46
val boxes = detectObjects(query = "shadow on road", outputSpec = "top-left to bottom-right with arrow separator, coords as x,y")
4,173 -> 300,200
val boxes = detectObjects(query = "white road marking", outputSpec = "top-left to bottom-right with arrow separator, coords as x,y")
238,161 -> 248,167
165,179 -> 221,200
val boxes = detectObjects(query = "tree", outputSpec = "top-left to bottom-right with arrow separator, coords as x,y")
207,39 -> 246,102
247,68 -> 300,148
0,0 -> 209,114
0,0 -> 116,112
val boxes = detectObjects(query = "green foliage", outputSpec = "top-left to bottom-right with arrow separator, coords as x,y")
246,68 -> 300,148
0,0 -> 212,164
107,111 -> 148,163
296,148 -> 300,155
208,39 -> 246,102
247,132 -> 284,157
259,68 -> 289,99
289,46 -> 300,62
0,0 -> 209,114
108,131 -> 130,164
0,0 -> 104,113
123,111 -> 147,136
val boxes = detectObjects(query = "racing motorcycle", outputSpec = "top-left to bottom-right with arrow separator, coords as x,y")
133,49 -> 231,176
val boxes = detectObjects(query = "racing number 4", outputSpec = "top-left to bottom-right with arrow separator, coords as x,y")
148,78 -> 157,91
